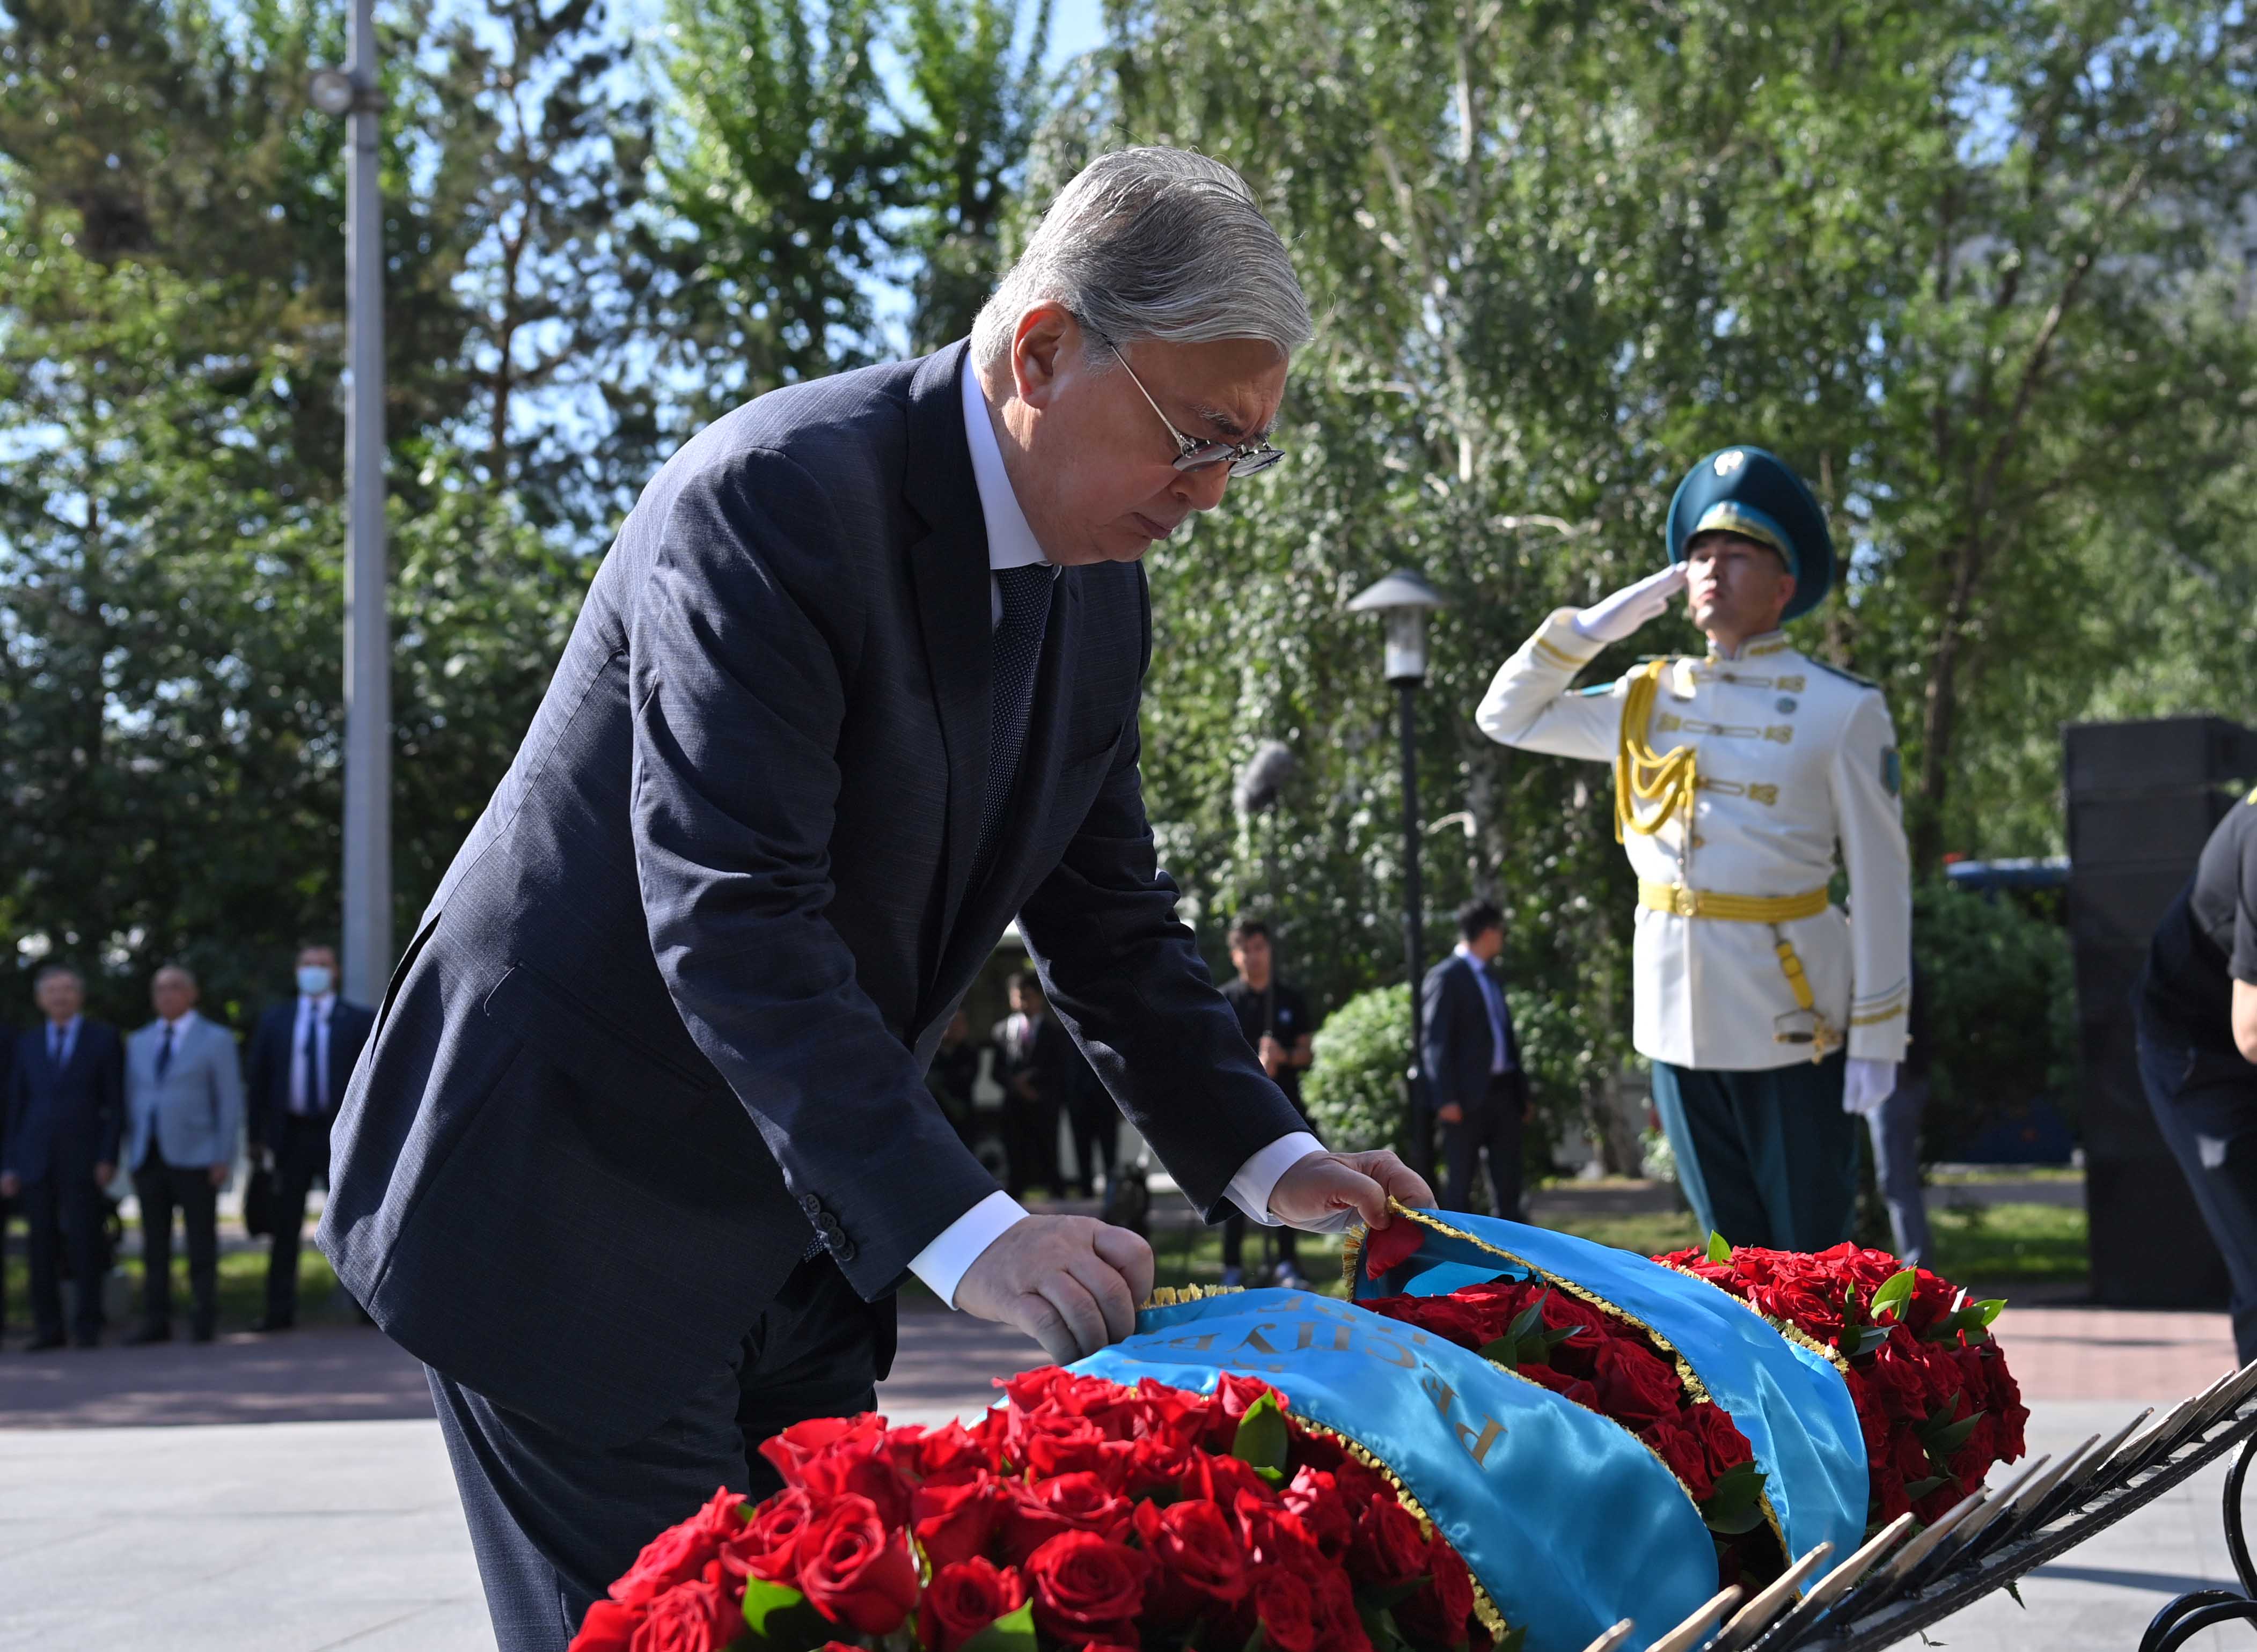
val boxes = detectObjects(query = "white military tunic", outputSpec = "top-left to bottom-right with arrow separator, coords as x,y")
1476,610 -> 1911,1073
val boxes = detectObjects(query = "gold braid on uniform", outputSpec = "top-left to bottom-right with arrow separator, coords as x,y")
1614,660 -> 1698,843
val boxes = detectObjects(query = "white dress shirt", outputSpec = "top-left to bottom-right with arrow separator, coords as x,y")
909,367 -> 1325,1306
290,994 -> 335,1113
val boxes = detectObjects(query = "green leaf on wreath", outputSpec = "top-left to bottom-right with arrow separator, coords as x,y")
1504,1295 -> 1549,1348
1705,1232 -> 1733,1265
739,1577 -> 830,1651
1868,1268 -> 1917,1324
1903,1474 -> 1950,1501
2003,1580 -> 2025,1609
1240,1625 -> 1267,1652
1360,1578 -> 1432,1612
1497,1627 -> 1529,1652
1477,1334 -> 1521,1371
1975,1298 -> 2007,1327
1234,1393 -> 1291,1474
1700,1461 -> 1769,1534
1846,1325 -> 1894,1359
961,1603 -> 1037,1652
1538,1324 -> 1584,1353
1921,1409 -> 1985,1460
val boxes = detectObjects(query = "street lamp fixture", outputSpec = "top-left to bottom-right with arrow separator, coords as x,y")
1348,569 -> 1447,1185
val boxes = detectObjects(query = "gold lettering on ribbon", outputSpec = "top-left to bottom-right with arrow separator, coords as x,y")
1296,1320 -> 1354,1353
1167,1334 -> 1219,1352
1237,1325 -> 1280,1355
1365,1335 -> 1416,1368
1454,1417 -> 1506,1466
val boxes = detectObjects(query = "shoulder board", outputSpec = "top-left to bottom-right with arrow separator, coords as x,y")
1576,680 -> 1621,697
1807,658 -> 1880,692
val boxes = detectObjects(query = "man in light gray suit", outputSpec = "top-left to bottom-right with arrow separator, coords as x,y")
124,965 -> 243,1343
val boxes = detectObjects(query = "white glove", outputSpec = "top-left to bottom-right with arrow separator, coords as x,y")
1571,564 -> 1689,644
1842,1058 -> 1898,1119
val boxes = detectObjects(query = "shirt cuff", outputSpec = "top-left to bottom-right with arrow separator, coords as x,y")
1226,1131 -> 1329,1228
908,1190 -> 1029,1309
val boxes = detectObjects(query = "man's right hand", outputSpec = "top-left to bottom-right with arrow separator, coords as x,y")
0,1173 -> 18,1200
953,1213 -> 1155,1365
1571,563 -> 1688,644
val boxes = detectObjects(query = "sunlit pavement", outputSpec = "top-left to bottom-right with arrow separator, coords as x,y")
0,1292 -> 2240,1649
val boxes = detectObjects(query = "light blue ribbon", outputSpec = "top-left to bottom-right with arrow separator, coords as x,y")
1357,1209 -> 1869,1567
1074,1288 -> 1719,1652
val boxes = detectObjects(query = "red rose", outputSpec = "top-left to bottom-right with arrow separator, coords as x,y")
610,1519 -> 722,1609
920,1557 -> 1030,1652
570,1599 -> 642,1652
1866,1346 -> 1931,1420
760,1414 -> 884,1486
1237,1489 -> 1325,1572
1122,1430 -> 1197,1496
919,1421 -> 1003,1486
1009,1407 -> 1110,1478
725,1486 -> 819,1585
1887,1423 -> 1932,1488
1306,1562 -> 1375,1652
913,1476 -> 1007,1570
1639,1421 -> 1714,1503
1001,1471 -> 1132,1562
1394,1540 -> 1476,1648
1347,1494 -> 1428,1588
1516,1361 -> 1601,1412
1592,1337 -> 1683,1428
1134,1496 -> 1249,1620
628,1580 -> 739,1652
1390,1296 -> 1493,1351
1364,1219 -> 1427,1278
1685,1403 -> 1754,1477
798,1432 -> 914,1528
1280,1467 -> 1354,1560
796,1494 -> 921,1635
1024,1531 -> 1153,1643
1181,1450 -> 1279,1510
1252,1566 -> 1321,1652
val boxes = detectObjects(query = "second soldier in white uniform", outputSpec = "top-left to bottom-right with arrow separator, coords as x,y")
1476,447 -> 1911,1251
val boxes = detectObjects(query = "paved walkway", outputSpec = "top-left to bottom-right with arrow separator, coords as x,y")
0,1294 -> 2243,1650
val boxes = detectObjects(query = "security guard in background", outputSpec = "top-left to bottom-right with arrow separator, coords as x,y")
2136,787 -> 2257,1363
1475,447 -> 1912,1252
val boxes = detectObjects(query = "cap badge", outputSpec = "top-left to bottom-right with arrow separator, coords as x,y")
1714,450 -> 1747,477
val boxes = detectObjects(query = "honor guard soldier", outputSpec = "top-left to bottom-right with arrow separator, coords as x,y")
1475,447 -> 1911,1252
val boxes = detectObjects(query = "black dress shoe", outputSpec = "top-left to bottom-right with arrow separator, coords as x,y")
26,1333 -> 66,1352
124,1324 -> 172,1346
250,1313 -> 294,1333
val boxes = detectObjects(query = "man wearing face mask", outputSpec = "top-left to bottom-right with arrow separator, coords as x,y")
246,945 -> 375,1331
1475,449 -> 1912,1253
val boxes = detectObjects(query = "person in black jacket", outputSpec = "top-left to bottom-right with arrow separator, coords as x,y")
314,147 -> 1428,1651
2138,788 -> 2257,1362
3,964 -> 125,1349
245,944 -> 375,1331
993,973 -> 1073,1197
1420,901 -> 1531,1221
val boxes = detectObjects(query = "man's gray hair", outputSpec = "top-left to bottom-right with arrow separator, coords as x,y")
972,148 -> 1311,370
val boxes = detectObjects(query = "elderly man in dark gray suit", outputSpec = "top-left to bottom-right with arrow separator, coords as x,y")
319,146 -> 1430,1651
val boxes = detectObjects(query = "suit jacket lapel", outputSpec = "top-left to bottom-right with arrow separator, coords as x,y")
901,341 -> 991,946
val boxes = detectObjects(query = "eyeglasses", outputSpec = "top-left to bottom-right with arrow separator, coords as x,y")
1096,331 -> 1286,478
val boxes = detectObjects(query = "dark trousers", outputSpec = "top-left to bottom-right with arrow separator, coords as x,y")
134,1143 -> 219,1335
266,1110 -> 334,1321
429,1256 -> 889,1652
1441,1072 -> 1527,1222
1865,1076 -> 1933,1265
23,1176 -> 106,1341
1220,1210 -> 1300,1276
1651,1051 -> 1857,1252
2139,1027 -> 2257,1364
1002,1095 -> 1060,1196
1066,1097 -> 1115,1198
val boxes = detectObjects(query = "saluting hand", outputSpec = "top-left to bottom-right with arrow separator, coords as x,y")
1572,563 -> 1688,645
955,1213 -> 1156,1365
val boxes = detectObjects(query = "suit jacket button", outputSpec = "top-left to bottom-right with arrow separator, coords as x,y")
830,1238 -> 857,1262
798,1193 -> 823,1215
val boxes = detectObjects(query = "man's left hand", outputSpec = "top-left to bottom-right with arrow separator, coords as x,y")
1269,1149 -> 1434,1234
208,1163 -> 229,1188
93,1162 -> 113,1186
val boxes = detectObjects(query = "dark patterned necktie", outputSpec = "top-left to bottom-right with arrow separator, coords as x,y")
156,1024 -> 174,1081
972,563 -> 1057,878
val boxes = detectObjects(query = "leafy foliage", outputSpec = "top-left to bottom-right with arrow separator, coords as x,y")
1301,985 -> 1412,1154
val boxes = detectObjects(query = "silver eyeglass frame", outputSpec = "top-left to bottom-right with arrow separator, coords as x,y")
1095,331 -> 1286,478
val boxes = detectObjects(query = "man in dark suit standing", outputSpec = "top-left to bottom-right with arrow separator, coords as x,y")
246,944 -> 374,1331
993,972 -> 1071,1196
3,964 -> 125,1348
1421,900 -> 1531,1221
319,147 -> 1428,1652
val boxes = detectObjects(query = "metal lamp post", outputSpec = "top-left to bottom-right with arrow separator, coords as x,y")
1347,570 -> 1447,1184
310,9 -> 389,1004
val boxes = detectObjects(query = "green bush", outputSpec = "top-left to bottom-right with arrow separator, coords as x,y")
1303,984 -> 1413,1154
1912,878 -> 2077,1158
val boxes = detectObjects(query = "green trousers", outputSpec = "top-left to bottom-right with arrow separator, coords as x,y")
1650,1051 -> 1859,1253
